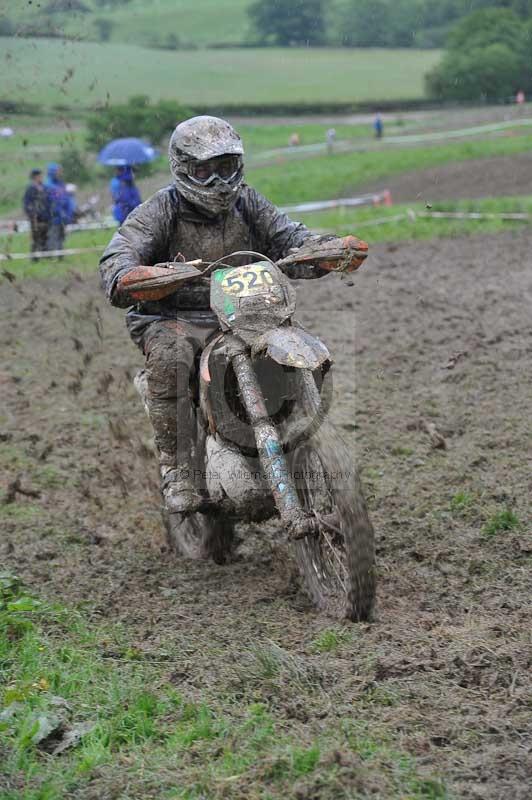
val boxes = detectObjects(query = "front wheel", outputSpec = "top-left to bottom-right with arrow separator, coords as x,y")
289,425 -> 376,621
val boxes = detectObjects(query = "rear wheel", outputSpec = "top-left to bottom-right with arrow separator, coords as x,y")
289,425 -> 376,621
162,409 -> 235,565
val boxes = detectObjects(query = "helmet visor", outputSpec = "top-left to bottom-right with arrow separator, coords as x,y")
187,155 -> 242,186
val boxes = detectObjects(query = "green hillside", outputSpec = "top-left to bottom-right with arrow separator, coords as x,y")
2,0 -> 251,48
1,38 -> 441,109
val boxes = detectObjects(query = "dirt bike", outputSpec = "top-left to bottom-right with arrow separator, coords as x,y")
134,241 -> 376,621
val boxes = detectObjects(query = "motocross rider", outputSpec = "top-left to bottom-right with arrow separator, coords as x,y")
99,116 -> 366,514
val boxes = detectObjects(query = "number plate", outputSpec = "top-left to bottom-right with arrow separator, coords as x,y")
220,265 -> 275,297
210,261 -> 293,331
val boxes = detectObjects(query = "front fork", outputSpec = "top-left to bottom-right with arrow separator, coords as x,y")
230,345 -> 318,539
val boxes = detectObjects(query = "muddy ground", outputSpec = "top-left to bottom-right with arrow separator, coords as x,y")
355,151 -> 532,203
1,230 -> 531,798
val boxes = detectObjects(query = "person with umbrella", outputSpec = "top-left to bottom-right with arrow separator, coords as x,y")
98,138 -> 155,224
110,165 -> 142,224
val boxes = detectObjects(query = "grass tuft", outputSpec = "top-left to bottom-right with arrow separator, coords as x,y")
310,628 -> 351,653
247,640 -> 322,689
449,490 -> 474,513
391,445 -> 415,458
483,508 -> 520,536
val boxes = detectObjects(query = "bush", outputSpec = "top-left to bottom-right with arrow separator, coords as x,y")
60,144 -> 92,185
427,44 -> 524,102
94,17 -> 115,42
249,0 -> 326,46
94,0 -> 132,6
86,96 -> 193,151
0,99 -> 41,115
162,33 -> 180,50
426,8 -> 530,101
446,7 -> 524,52
0,16 -> 15,36
143,32 -> 183,51
45,0 -> 90,12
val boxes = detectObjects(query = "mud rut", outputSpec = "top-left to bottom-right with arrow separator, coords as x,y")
354,151 -> 532,203
1,230 -> 531,798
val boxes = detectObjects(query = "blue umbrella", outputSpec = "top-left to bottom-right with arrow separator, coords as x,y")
98,137 -> 158,166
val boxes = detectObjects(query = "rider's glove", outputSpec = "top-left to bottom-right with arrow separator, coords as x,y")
318,235 -> 368,273
115,262 -> 204,303
276,235 -> 368,275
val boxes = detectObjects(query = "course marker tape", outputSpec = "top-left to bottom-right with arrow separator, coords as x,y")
2,209 -> 529,260
280,190 -> 392,213
0,218 -> 117,233
0,245 -> 105,261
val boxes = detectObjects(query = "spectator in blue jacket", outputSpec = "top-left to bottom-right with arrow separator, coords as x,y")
44,163 -> 71,253
110,166 -> 141,225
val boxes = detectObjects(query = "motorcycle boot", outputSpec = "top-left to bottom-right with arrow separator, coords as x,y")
143,321 -> 204,514
158,398 -> 203,515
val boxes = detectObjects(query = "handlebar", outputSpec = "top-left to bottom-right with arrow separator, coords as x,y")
163,237 -> 368,279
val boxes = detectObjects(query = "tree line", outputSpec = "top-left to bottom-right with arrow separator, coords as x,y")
249,0 -> 532,49
250,0 -> 532,102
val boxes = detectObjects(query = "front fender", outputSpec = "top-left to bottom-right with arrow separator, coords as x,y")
251,327 -> 331,370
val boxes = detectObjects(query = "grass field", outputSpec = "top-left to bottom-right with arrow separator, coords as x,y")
297,196 -> 532,240
5,0 -> 253,48
0,577 -> 448,799
1,38 -> 441,109
247,133 -> 532,205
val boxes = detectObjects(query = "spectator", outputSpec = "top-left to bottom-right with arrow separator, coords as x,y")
65,183 -> 79,224
23,168 -> 50,260
516,90 -> 525,105
289,132 -> 301,147
110,166 -> 141,225
326,128 -> 336,155
374,113 -> 383,139
44,163 -> 71,254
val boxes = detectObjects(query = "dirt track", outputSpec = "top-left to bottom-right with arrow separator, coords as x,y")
355,151 -> 532,203
1,230 -> 531,797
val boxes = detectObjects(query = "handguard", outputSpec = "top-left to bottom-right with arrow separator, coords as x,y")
116,261 -> 204,302
277,235 -> 368,274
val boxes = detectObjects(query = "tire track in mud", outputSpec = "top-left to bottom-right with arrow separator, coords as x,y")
1,231 -> 531,798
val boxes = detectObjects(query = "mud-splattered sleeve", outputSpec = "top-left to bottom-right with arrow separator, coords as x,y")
99,190 -> 174,308
245,186 -> 328,280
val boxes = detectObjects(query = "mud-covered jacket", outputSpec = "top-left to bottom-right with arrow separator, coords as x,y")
99,183 -> 326,335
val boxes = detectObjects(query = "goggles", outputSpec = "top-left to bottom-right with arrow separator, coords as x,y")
186,155 -> 242,186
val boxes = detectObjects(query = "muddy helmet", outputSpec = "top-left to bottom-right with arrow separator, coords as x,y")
169,116 -> 244,216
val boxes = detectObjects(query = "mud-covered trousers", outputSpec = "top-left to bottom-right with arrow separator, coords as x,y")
46,223 -> 65,253
30,221 -> 49,258
138,319 -> 218,470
